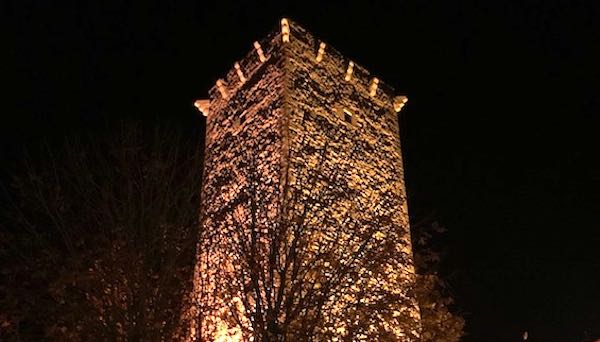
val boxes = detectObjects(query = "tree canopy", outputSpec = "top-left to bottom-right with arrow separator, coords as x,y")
1,120 -> 463,341
1,122 -> 203,341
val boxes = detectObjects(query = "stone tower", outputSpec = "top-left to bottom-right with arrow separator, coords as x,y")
190,19 -> 419,341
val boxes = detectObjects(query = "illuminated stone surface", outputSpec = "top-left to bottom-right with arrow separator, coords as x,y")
190,19 -> 420,341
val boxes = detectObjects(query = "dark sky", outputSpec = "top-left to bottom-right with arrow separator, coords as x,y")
4,1 -> 599,341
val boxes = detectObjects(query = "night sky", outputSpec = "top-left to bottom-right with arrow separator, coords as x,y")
4,1 -> 599,341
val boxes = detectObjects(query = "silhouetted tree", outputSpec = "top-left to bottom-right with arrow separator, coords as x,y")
412,217 -> 465,342
0,122 -> 203,341
1,120 -> 463,342
192,138 -> 421,341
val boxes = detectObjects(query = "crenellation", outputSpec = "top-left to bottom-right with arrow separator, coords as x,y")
193,99 -> 209,117
315,41 -> 326,62
233,62 -> 246,83
369,77 -> 380,97
205,19 -> 402,122
208,28 -> 281,111
394,95 -> 409,112
280,18 -> 290,43
215,79 -> 228,99
252,41 -> 267,62
344,60 -> 355,81
286,19 -> 398,107
192,18 -> 419,341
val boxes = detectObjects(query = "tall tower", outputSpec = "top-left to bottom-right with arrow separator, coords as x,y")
191,19 -> 419,341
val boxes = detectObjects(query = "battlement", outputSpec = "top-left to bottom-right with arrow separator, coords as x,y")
193,18 -> 420,341
206,23 -> 281,109
203,18 -> 407,114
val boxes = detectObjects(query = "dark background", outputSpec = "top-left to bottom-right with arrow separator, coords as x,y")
3,1 -> 599,341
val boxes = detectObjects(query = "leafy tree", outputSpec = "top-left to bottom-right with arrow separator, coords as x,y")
412,217 -> 465,342
0,122 -> 203,341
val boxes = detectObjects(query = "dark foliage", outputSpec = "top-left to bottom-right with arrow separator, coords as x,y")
412,216 -> 465,342
0,122 -> 203,341
0,119 -> 464,341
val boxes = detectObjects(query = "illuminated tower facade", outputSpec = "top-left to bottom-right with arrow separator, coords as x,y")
191,19 -> 419,341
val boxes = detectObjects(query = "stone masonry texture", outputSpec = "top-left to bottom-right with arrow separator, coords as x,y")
191,19 -> 420,341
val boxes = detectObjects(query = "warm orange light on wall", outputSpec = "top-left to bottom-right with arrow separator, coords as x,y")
281,18 -> 290,43
394,95 -> 408,112
369,77 -> 379,97
253,41 -> 267,62
345,61 -> 354,81
190,18 -> 420,342
216,79 -> 229,99
194,99 -> 210,116
234,62 -> 246,83
316,42 -> 326,62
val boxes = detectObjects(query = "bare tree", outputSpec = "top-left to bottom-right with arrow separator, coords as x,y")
192,136 -> 421,341
0,121 -> 203,341
0,119 -> 462,341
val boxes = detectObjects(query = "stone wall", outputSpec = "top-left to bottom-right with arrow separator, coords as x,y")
194,28 -> 287,340
283,20 -> 420,340
192,19 -> 420,341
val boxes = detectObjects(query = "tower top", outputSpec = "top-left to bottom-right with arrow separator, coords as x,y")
196,18 -> 408,115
